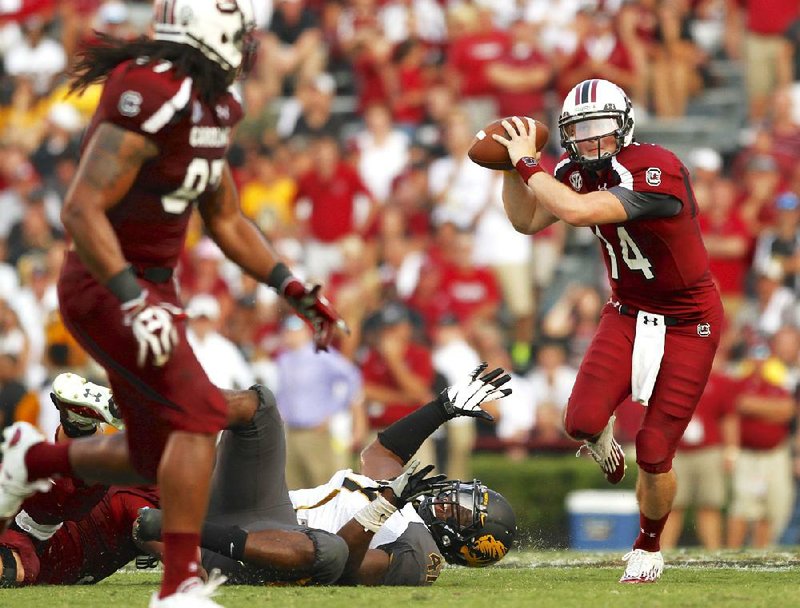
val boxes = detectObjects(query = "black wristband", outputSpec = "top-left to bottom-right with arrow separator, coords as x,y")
266,262 -> 294,292
106,266 -> 143,303
377,399 -> 449,464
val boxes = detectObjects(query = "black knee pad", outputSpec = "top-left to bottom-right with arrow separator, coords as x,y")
635,427 -> 673,474
303,528 -> 349,584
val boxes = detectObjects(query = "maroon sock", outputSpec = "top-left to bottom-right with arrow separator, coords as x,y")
23,441 -> 73,481
633,512 -> 670,552
160,532 -> 201,598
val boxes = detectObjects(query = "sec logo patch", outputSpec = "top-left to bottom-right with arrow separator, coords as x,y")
119,91 -> 143,117
569,171 -> 583,191
646,167 -> 662,186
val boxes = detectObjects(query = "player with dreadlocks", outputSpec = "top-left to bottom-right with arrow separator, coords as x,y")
0,2 -> 345,606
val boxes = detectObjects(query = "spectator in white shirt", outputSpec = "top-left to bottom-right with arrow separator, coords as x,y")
4,16 -> 66,95
355,103 -> 410,204
186,295 -> 255,390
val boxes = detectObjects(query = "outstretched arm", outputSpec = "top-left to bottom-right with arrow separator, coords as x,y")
361,364 -> 512,480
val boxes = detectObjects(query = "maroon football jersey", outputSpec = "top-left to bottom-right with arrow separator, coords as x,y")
82,59 -> 243,267
36,486 -> 159,585
554,142 -> 720,320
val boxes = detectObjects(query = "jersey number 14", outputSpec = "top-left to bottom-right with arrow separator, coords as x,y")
593,226 -> 654,280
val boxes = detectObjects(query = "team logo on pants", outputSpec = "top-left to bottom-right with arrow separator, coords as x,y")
696,323 -> 711,337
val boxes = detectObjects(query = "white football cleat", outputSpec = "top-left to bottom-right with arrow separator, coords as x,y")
0,422 -> 52,532
619,549 -> 664,583
576,414 -> 627,484
51,372 -> 125,430
149,571 -> 227,607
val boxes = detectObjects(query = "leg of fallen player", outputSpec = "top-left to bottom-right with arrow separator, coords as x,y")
29,387 -> 262,487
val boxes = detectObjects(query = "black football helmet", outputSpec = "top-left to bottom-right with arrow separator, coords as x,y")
417,479 -> 516,567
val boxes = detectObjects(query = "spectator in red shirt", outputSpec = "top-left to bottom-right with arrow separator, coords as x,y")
486,19 -> 552,122
388,38 -> 429,129
736,153 -> 784,238
728,341 -> 798,548
558,10 -> 639,102
661,364 -> 739,550
360,302 -> 435,462
445,4 -> 509,99
439,229 -> 501,335
726,0 -> 798,120
294,136 -> 378,281
698,178 -> 751,316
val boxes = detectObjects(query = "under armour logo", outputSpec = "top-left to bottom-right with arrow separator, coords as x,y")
642,316 -> 659,326
83,389 -> 103,403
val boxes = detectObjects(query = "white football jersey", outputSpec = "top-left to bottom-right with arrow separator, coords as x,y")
290,469 -> 424,549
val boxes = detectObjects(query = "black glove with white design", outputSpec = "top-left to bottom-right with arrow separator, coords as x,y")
439,363 -> 512,422
354,460 -> 447,533
377,459 -> 448,508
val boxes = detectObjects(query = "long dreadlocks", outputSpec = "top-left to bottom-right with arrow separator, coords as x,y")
69,33 -> 231,105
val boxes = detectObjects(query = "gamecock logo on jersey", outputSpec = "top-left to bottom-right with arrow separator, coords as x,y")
646,167 -> 662,187
569,171 -> 583,191
119,91 -> 143,117
458,534 -> 508,566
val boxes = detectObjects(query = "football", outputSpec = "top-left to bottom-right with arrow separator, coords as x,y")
468,117 -> 550,171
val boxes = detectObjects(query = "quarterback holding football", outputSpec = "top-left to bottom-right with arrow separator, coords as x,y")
485,79 -> 723,583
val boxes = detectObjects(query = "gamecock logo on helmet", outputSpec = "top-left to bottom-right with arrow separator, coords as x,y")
459,534 -> 508,566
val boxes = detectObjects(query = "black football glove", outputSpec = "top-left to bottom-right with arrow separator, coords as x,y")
374,460 -> 449,508
439,362 -> 512,421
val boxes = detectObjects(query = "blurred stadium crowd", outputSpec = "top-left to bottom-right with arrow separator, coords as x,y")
1,0 -> 800,548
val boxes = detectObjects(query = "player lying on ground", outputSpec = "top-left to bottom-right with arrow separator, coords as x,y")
0,365 -> 514,586
135,363 -> 516,585
0,377 -> 346,587
1,0 -> 346,605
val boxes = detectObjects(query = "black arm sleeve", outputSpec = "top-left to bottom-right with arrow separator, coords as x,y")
377,398 -> 450,464
608,187 -> 683,220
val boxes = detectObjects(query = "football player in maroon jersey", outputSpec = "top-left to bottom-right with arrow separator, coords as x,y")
0,2 -> 344,606
493,79 -> 723,583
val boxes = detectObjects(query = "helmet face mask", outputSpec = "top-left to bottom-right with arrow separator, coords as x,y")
153,0 -> 258,80
559,79 -> 635,171
417,480 -> 516,567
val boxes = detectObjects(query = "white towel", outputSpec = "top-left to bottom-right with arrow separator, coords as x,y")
631,310 -> 667,406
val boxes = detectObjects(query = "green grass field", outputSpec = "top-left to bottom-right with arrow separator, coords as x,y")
2,550 -> 799,608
